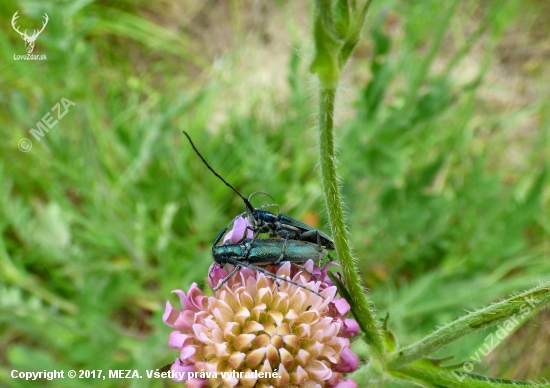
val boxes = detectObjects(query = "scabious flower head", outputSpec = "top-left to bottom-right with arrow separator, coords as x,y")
163,218 -> 359,388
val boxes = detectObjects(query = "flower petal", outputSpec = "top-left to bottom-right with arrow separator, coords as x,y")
307,359 -> 332,380
245,348 -> 266,368
228,352 -> 246,369
342,318 -> 360,337
332,298 -> 351,315
335,346 -> 359,373
333,377 -> 358,388
223,216 -> 251,244
169,331 -> 190,349
170,358 -> 194,382
208,264 -> 228,289
163,301 -> 181,327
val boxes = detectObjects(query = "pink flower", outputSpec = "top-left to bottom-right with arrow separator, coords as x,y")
164,216 -> 358,387
164,259 -> 359,387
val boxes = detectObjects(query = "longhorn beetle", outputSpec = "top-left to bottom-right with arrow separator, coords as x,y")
212,237 -> 328,298
182,131 -> 335,257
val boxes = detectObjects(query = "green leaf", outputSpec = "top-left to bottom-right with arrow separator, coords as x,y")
340,0 -> 373,64
334,0 -> 352,37
393,365 -> 549,387
388,283 -> 550,369
381,313 -> 398,353
310,0 -> 373,86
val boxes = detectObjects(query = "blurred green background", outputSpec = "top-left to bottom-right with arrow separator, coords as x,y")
1,0 -> 549,387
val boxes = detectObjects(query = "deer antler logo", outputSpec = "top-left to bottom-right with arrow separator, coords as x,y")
11,11 -> 49,54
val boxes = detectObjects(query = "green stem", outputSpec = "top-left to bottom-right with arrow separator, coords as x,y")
388,283 -> 550,369
392,365 -> 549,387
317,86 -> 386,363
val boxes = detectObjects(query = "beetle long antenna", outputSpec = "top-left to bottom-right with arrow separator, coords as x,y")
183,131 -> 254,213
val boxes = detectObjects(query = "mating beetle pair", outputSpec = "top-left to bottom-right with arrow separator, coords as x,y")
183,132 -> 334,298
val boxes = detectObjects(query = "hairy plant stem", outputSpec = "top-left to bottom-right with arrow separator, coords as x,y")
391,365 -> 549,387
388,283 -> 550,370
317,86 -> 385,364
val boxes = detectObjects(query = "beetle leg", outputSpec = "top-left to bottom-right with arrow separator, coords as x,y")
299,230 -> 324,260
316,231 -> 323,261
244,225 -> 256,240
213,227 -> 229,247
274,234 -> 289,265
243,228 -> 262,259
289,262 -> 316,278
212,264 -> 241,291
209,263 -> 221,277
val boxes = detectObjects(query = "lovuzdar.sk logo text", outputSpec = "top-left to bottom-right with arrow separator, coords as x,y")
11,10 -> 48,60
